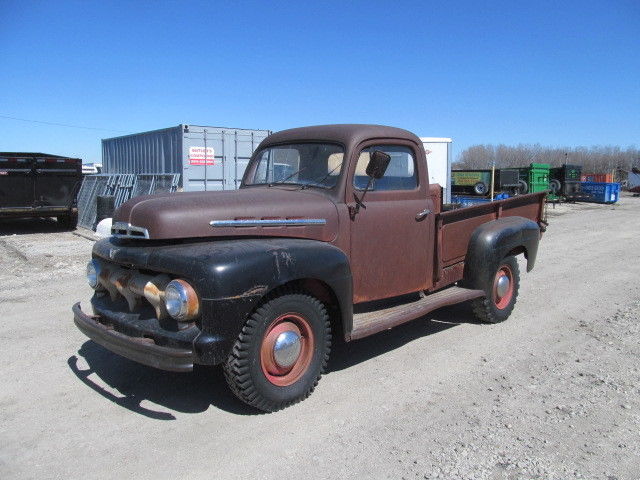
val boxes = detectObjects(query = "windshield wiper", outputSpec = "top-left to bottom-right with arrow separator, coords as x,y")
268,166 -> 309,187
299,162 -> 343,190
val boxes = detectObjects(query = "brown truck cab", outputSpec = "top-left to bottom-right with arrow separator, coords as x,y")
73,124 -> 546,411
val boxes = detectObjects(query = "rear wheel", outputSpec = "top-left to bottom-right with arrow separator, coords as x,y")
550,179 -> 562,195
474,181 -> 488,195
471,256 -> 520,323
516,180 -> 529,195
223,290 -> 331,412
57,211 -> 78,230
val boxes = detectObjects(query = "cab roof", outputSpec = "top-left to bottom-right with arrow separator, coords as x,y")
260,124 -> 423,151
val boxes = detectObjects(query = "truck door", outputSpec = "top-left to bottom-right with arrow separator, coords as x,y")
348,143 -> 435,303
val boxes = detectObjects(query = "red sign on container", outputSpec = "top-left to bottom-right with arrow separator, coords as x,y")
189,147 -> 215,165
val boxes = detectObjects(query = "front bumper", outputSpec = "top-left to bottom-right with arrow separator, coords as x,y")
73,302 -> 194,372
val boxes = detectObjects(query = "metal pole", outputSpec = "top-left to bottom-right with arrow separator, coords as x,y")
490,162 -> 495,200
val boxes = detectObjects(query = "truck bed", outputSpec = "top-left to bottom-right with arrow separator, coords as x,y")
434,192 -> 547,285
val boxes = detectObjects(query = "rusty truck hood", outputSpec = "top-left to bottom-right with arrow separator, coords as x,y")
112,187 -> 340,241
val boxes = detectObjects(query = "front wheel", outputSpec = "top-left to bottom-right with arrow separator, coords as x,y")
471,255 -> 520,323
223,291 -> 331,412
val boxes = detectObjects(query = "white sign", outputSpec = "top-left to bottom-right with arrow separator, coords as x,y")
189,146 -> 215,165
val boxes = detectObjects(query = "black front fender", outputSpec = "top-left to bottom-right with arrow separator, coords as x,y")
94,237 -> 352,365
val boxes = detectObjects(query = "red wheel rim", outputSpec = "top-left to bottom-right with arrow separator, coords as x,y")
260,313 -> 315,387
493,265 -> 514,310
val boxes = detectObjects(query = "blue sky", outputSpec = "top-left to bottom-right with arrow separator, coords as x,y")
1,0 -> 638,163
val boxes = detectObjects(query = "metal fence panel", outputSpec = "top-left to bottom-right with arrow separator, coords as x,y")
77,173 -> 181,230
77,174 -> 116,229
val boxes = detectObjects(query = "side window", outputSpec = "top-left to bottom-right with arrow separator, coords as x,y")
353,145 -> 417,191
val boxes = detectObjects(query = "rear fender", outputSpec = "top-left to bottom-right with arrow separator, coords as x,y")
463,216 -> 540,289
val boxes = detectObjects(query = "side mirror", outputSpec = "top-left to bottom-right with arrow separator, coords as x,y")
366,150 -> 391,179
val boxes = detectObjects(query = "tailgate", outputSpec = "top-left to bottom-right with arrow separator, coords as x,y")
437,192 -> 546,266
0,154 -> 82,213
33,156 -> 82,208
0,155 -> 35,208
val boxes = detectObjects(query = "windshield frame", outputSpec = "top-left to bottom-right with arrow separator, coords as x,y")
242,141 -> 346,190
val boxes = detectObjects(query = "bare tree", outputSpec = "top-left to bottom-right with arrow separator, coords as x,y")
455,144 -> 640,180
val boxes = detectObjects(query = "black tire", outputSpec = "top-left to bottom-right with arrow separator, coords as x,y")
517,180 -> 528,194
471,255 -> 520,324
223,290 -> 331,412
550,179 -> 562,194
473,182 -> 488,195
57,212 -> 78,230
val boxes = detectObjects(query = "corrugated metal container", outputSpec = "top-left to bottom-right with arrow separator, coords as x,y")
102,125 -> 271,191
581,173 -> 614,183
580,182 -> 620,204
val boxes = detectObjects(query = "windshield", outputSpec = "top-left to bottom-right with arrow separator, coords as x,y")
246,143 -> 344,189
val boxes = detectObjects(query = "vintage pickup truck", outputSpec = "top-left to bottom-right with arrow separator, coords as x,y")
73,125 -> 546,412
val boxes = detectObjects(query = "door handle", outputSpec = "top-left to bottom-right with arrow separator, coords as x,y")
415,208 -> 431,221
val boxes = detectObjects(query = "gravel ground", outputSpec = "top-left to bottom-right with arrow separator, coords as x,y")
0,195 -> 638,480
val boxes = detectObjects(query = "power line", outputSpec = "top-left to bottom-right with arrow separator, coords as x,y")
0,114 -> 128,133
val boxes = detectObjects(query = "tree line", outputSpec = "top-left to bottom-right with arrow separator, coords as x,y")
455,144 -> 640,176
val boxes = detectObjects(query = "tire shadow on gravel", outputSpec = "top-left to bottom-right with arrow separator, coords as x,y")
68,341 -> 258,419
327,300 -> 481,373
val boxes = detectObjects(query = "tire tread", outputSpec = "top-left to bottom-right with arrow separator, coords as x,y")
223,287 -> 331,412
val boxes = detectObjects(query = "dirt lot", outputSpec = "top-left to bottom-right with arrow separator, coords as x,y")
1,195 -> 639,480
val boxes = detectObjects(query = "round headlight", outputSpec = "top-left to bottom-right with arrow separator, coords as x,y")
86,260 -> 100,289
164,279 -> 200,321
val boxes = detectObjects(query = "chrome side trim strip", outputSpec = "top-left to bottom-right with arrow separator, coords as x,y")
209,219 -> 327,228
111,222 -> 151,239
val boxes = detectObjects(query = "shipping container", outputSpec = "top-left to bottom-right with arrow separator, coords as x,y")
581,173 -> 614,183
102,125 -> 271,191
580,182 -> 620,204
420,137 -> 452,203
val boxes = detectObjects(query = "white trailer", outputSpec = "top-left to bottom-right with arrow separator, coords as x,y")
420,137 -> 452,204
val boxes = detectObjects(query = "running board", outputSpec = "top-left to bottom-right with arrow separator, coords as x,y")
350,286 -> 485,340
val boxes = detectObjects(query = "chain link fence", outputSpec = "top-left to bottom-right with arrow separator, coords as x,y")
77,174 -> 180,230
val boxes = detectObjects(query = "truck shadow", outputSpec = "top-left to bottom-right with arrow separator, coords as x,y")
327,301 -> 480,372
68,342 -> 257,420
0,217 -> 66,235
68,302 -> 481,419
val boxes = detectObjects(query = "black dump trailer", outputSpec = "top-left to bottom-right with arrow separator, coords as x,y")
0,152 -> 82,229
549,164 -> 583,200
